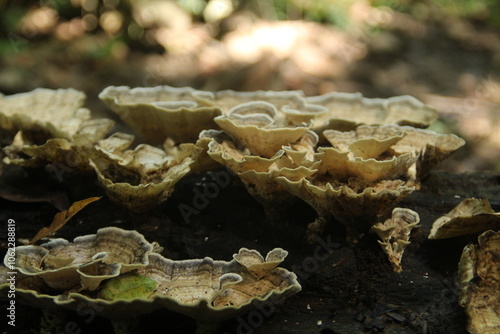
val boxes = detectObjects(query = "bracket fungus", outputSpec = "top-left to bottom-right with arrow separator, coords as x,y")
0,88 -> 90,140
371,208 -> 420,272
1,88 -> 114,171
323,125 -> 466,184
213,101 -> 312,158
4,118 -> 115,170
99,85 -> 222,144
232,247 -> 289,279
458,230 -> 500,334
322,124 -> 406,158
206,131 -> 316,213
429,198 -> 500,239
195,89 -> 327,125
306,92 -> 438,134
276,176 -> 414,241
276,141 -> 416,241
0,228 -> 301,334
90,132 -> 202,212
383,126 -> 466,181
6,227 -> 153,291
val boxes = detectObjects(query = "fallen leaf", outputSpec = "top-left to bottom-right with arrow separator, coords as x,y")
97,273 -> 157,301
28,196 -> 101,244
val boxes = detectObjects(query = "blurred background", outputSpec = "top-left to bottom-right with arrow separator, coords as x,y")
0,0 -> 499,172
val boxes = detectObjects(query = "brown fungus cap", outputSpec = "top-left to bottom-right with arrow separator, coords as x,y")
429,198 -> 500,239
458,230 -> 500,334
214,101 -> 311,158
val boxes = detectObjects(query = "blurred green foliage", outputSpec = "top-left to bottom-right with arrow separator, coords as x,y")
372,0 -> 500,26
0,0 -> 498,57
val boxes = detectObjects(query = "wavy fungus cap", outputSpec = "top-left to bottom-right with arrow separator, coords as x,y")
5,227 -> 153,291
429,198 -> 500,239
3,118 -> 114,170
89,132 -> 201,212
458,230 -> 500,334
276,176 -> 414,238
0,88 -> 90,140
195,89 -> 327,126
213,101 -> 311,158
323,125 -> 465,183
99,85 -> 222,144
207,133 -> 316,209
0,235 -> 301,332
307,92 -> 438,133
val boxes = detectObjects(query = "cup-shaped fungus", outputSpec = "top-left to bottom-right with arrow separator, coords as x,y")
4,118 -> 115,171
233,248 -> 289,279
89,132 -> 202,212
429,198 -> 500,239
384,126 -> 465,181
276,176 -> 414,242
195,89 -> 327,126
6,227 -> 153,290
205,130 -> 317,215
323,125 -> 465,184
458,230 -> 500,334
371,208 -> 420,272
214,101 -> 311,158
1,89 -> 114,170
276,142 -> 416,241
321,124 -> 405,158
0,88 -> 90,140
307,92 -> 437,133
0,230 -> 301,334
99,85 -> 222,144
323,125 -> 465,189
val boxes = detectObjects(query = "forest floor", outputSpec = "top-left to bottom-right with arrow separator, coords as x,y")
1,165 -> 500,333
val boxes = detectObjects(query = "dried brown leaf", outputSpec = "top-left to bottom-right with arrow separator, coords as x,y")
28,197 -> 101,244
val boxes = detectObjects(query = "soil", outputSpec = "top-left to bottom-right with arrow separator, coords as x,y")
1,164 -> 499,334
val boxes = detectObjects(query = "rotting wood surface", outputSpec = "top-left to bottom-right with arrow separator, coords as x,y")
1,168 -> 499,334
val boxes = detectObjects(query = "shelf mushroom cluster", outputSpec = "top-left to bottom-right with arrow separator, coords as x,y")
0,86 -> 478,332
0,227 -> 300,333
1,87 -> 465,236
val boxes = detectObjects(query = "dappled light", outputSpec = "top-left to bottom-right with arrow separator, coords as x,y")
0,0 -> 499,172
2,2 -> 500,334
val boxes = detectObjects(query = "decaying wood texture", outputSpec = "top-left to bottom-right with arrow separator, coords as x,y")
1,168 -> 499,333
